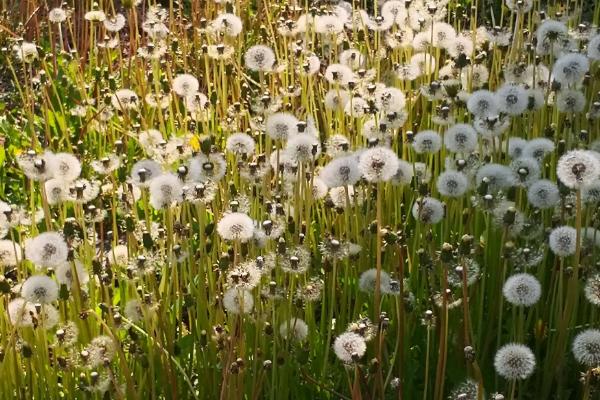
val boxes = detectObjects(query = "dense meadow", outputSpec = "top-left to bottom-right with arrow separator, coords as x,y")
1,0 -> 600,398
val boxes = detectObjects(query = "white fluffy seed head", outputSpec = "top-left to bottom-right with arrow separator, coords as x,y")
510,157 -> 541,187
508,137 -> 528,159
21,275 -> 59,304
556,89 -> 586,113
391,159 -> 414,186
436,170 -> 469,197
467,90 -> 499,118
244,45 -> 276,72
130,159 -> 162,187
223,288 -> 254,314
548,226 -> 577,257
0,240 -> 21,267
149,174 -> 183,209
358,147 -> 400,182
412,130 -> 442,154
320,155 -> 362,188
265,112 -> 299,141
588,35 -> 600,60
333,332 -> 367,363
358,268 -> 392,294
475,164 -> 517,192
217,212 -> 255,242
552,53 -> 589,85
527,179 -> 560,209
502,273 -> 541,306
522,138 -> 555,161
494,343 -> 536,380
188,153 -> 227,183
25,231 -> 69,269
444,124 -> 478,153
226,133 -> 255,156
279,318 -> 309,341
572,329 -> 600,367
495,84 -> 529,116
557,150 -> 600,189
55,260 -> 89,289
412,197 -> 445,224
584,274 -> 600,306
49,153 -> 82,182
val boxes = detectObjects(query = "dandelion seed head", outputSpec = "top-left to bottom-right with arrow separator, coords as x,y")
333,332 -> 367,363
584,275 -> 600,306
527,179 -> 560,209
503,273 -> 541,306
21,275 -> 59,304
149,174 -> 183,209
552,53 -> 589,85
436,170 -> 469,197
358,146 -> 400,182
572,329 -> 600,367
244,45 -> 276,72
494,343 -> 536,380
549,226 -> 577,257
444,124 -> 478,153
412,197 -> 445,224
413,130 -> 442,154
279,318 -> 309,341
25,232 -> 68,269
557,150 -> 600,189
217,212 -> 255,242
223,288 -> 254,314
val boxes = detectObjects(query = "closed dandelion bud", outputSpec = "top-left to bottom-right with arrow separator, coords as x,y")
502,207 -> 516,225
477,177 -> 489,196
464,346 -> 475,361
277,238 -> 286,254
263,360 -> 272,370
459,235 -> 473,255
440,243 -> 454,263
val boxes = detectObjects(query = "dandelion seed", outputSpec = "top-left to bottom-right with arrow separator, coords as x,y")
436,171 -> 469,197
217,213 -> 254,242
572,329 -> 600,367
358,268 -> 393,294
522,138 -> 555,161
503,273 -> 541,306
55,260 -> 90,290
552,53 -> 589,85
413,130 -> 442,154
333,332 -> 367,363
244,45 -> 276,72
49,8 -> 68,23
188,153 -> 227,183
172,74 -> 199,98
527,180 -> 560,209
21,275 -> 59,304
556,89 -> 586,113
496,84 -> 528,116
103,14 -> 126,32
211,13 -> 243,37
25,232 -> 68,269
279,318 -> 309,341
548,226 -> 577,257
223,288 -> 254,314
358,147 -> 400,182
444,124 -> 478,153
111,89 -> 139,111
494,343 -> 536,380
467,90 -> 499,118
149,174 -> 183,209
557,150 -> 600,189
584,275 -> 600,306
412,197 -> 445,224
